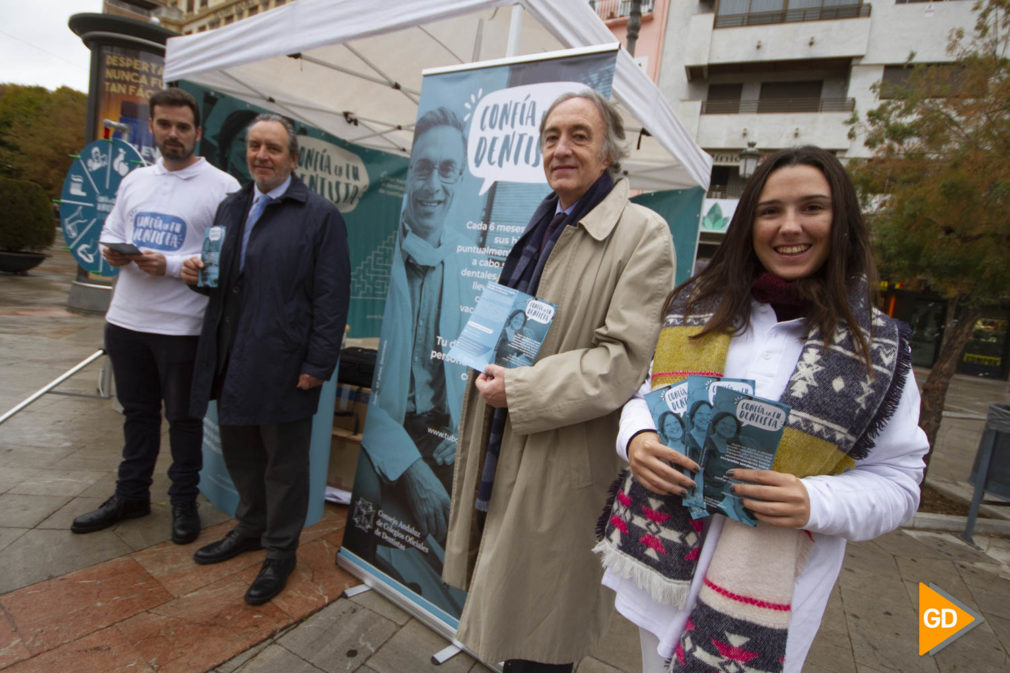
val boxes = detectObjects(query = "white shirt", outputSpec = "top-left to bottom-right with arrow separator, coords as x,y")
605,300 -> 928,672
101,157 -> 239,335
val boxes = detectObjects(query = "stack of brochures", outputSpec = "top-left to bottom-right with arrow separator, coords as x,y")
447,282 -> 556,371
644,375 -> 791,526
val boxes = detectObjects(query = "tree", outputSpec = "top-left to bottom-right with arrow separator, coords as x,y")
0,84 -> 87,198
848,0 -> 1010,471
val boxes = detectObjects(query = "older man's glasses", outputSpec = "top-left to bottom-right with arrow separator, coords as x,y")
410,159 -> 463,184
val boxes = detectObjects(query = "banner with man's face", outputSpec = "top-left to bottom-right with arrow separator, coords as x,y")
338,47 -> 619,633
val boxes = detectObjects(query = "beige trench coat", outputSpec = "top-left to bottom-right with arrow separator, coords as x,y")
443,179 -> 676,664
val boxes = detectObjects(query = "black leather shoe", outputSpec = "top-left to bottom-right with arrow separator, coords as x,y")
71,496 -> 150,534
171,502 -> 201,545
193,529 -> 262,565
244,557 -> 297,606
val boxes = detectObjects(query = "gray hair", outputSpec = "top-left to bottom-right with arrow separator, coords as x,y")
539,90 -> 627,175
250,113 -> 299,156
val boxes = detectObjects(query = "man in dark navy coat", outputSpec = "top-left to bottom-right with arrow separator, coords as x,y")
182,114 -> 350,605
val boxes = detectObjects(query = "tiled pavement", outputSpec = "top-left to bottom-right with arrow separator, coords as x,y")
1,240 -> 1010,672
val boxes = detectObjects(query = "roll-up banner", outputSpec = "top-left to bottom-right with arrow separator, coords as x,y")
337,44 -> 619,637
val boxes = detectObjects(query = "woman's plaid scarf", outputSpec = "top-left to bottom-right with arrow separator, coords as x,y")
594,278 -> 911,672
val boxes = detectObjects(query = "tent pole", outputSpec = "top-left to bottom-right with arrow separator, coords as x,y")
472,18 -> 484,61
506,5 -> 523,57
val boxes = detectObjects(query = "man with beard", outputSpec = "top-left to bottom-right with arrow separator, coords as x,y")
73,88 -> 239,544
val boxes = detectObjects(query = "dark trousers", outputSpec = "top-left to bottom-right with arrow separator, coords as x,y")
219,418 -> 312,560
503,661 -> 573,673
104,323 -> 202,505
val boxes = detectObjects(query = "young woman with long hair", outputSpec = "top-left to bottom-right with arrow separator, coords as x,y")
595,146 -> 929,673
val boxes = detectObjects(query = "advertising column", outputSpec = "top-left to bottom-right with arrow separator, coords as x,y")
66,13 -> 175,313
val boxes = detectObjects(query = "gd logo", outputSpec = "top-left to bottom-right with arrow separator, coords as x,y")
918,583 -> 983,656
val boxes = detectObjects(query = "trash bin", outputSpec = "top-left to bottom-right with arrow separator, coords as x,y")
962,403 -> 1010,544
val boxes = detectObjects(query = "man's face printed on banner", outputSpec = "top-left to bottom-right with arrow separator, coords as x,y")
404,124 -> 465,244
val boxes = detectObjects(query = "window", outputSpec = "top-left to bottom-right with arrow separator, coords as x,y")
758,80 -> 823,112
880,64 -> 970,99
705,83 -> 743,113
714,0 -> 868,27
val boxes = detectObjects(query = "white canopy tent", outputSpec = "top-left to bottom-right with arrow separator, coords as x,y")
164,0 -> 711,192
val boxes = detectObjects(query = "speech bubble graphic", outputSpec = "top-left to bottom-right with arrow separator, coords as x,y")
295,135 -> 369,214
662,384 -> 688,414
525,299 -> 555,324
736,399 -> 788,432
708,379 -> 755,404
468,81 -> 589,195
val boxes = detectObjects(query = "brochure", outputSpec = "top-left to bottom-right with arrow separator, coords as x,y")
682,376 -> 755,514
644,379 -> 689,462
198,224 -> 226,288
699,387 -> 791,527
447,282 -> 556,371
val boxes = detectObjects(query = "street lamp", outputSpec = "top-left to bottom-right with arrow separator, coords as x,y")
739,141 -> 761,179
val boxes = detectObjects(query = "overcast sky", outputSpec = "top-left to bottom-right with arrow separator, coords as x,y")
1,1 -> 106,93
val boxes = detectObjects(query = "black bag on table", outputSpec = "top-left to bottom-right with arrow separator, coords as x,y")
338,347 -> 376,388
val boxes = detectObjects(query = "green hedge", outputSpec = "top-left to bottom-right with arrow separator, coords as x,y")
0,177 -> 55,251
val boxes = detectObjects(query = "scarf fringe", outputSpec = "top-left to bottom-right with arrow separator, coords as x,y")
593,540 -> 692,608
850,320 -> 913,459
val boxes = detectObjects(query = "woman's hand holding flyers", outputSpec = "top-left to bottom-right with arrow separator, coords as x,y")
628,431 -> 699,497
730,468 -> 810,528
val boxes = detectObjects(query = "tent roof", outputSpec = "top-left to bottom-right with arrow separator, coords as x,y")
164,0 -> 711,192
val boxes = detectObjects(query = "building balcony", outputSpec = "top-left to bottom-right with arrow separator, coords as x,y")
593,0 -> 655,22
714,2 -> 870,29
696,109 -> 852,151
685,9 -> 871,70
701,97 -> 855,114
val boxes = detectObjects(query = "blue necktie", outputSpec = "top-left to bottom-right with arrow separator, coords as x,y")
240,194 -> 270,271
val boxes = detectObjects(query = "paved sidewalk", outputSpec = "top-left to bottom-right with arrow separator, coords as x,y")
1,240 -> 1009,672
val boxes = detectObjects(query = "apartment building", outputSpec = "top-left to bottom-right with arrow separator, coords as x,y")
654,1 -> 1006,378
658,0 -> 976,199
103,0 -> 291,33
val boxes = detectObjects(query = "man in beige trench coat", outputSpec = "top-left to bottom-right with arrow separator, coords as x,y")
442,90 -> 676,672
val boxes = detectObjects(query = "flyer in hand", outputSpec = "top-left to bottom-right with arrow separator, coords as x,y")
681,376 -> 755,514
644,380 -> 690,465
447,282 -> 556,371
698,386 -> 791,527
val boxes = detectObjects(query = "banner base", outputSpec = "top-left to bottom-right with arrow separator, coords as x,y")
336,549 -> 501,672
